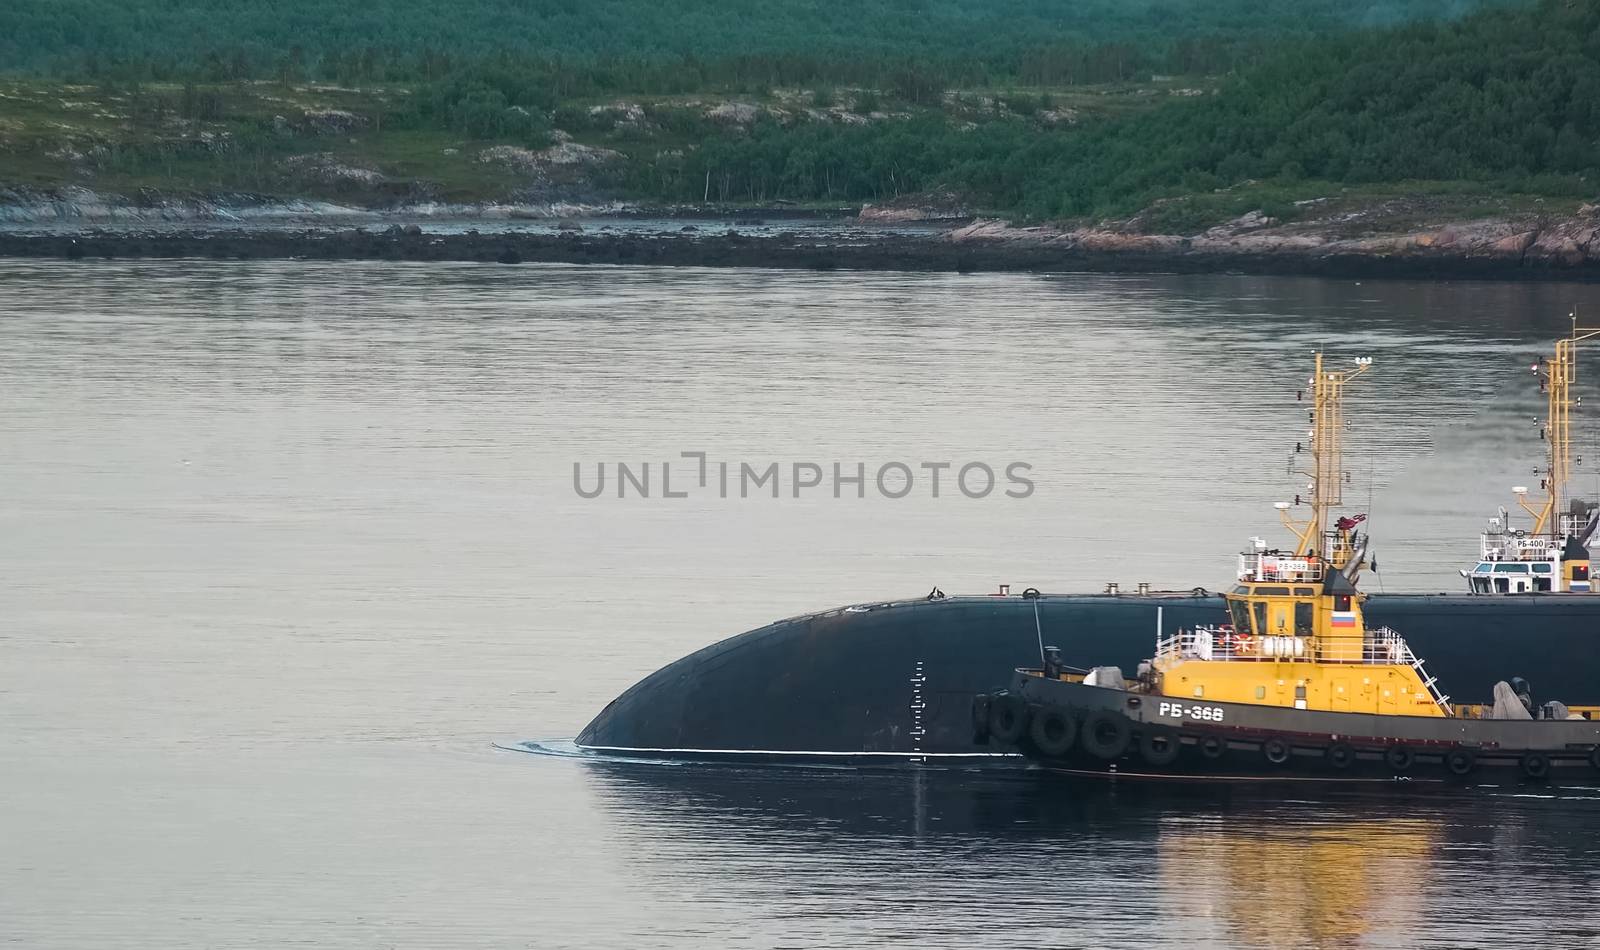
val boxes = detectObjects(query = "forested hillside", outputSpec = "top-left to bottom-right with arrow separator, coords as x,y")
2,0 -> 1496,87
1,0 -> 1593,233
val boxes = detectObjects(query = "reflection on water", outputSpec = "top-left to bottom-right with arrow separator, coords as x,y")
587,762 -> 1600,949
9,260 -> 1600,947
1159,816 -> 1436,948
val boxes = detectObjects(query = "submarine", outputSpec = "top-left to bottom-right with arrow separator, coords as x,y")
574,589 -> 1600,765
575,337 -> 1600,767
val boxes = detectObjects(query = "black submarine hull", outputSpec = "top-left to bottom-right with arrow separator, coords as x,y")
575,593 -> 1600,765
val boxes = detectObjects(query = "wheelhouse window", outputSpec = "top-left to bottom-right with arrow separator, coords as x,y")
1294,602 -> 1313,636
1229,599 -> 1253,633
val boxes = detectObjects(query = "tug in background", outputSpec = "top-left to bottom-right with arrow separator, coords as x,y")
1466,321 -> 1600,594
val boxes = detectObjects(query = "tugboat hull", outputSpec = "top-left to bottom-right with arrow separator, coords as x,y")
994,671 -> 1600,783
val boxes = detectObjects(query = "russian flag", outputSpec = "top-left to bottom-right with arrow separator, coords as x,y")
1331,611 -> 1357,627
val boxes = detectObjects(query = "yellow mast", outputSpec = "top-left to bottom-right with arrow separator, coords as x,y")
1523,318 -> 1600,538
1281,353 -> 1372,569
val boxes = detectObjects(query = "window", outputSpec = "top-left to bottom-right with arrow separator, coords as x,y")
1532,563 -> 1552,574
1295,601 -> 1314,636
1254,601 -> 1267,637
1229,599 -> 1253,633
1493,564 -> 1530,574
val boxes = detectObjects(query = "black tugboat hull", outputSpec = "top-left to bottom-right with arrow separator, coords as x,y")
575,592 -> 1600,765
1000,670 -> 1600,783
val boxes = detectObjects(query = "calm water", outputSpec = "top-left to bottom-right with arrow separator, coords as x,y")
6,259 -> 1600,948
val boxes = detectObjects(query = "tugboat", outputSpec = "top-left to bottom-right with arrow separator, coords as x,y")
1464,322 -> 1600,594
977,354 -> 1600,783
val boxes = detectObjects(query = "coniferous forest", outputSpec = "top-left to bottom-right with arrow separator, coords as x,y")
1,0 -> 1596,225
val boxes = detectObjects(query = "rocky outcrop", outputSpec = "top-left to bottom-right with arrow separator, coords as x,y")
945,210 -> 1600,272
477,141 -> 623,172
282,153 -> 385,186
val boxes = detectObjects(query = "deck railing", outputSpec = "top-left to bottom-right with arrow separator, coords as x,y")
1156,625 -> 1451,712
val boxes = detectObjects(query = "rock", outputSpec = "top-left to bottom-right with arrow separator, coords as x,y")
478,142 -> 621,172
1492,230 -> 1538,257
705,102 -> 762,124
588,102 -> 647,129
298,108 -> 366,135
402,224 -> 422,237
680,225 -> 699,232
281,153 -> 385,186
557,219 -> 583,231
1203,210 -> 1277,238
535,141 -> 622,166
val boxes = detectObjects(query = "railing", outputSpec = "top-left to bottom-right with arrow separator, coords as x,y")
1480,533 -> 1554,562
1156,625 -> 1452,712
1237,553 -> 1325,583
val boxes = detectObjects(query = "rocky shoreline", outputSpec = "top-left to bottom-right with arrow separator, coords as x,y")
5,185 -> 1600,279
3,219 -> 1599,280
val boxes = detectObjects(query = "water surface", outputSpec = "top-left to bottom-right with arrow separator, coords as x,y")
5,260 -> 1600,948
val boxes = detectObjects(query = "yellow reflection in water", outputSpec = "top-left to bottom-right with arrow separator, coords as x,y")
1159,814 -> 1438,948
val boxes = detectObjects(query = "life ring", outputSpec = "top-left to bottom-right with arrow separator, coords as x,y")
1384,745 -> 1414,772
1200,736 -> 1227,760
1139,728 -> 1181,767
1262,738 -> 1291,765
970,693 -> 992,738
1521,751 -> 1552,780
1446,748 -> 1476,776
987,692 -> 1028,744
1325,742 -> 1354,769
1081,711 -> 1131,760
1028,707 -> 1076,756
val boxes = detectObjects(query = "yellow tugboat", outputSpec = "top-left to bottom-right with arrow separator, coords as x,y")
977,354 -> 1600,783
1464,320 -> 1600,594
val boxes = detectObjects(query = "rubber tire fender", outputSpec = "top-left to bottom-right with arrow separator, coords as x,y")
970,693 -> 992,739
1589,746 -> 1600,772
1080,711 -> 1132,760
987,692 -> 1028,745
1325,742 -> 1355,770
1384,745 -> 1415,773
1199,736 -> 1227,760
1028,706 -> 1077,757
1262,738 -> 1291,765
1139,728 -> 1182,767
1521,751 -> 1552,780
1446,748 -> 1476,776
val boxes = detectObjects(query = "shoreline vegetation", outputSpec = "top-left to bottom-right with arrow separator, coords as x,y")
4,0 -> 1600,278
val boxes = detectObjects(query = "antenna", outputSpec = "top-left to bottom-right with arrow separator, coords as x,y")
1521,316 -> 1600,537
1280,353 -> 1372,567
